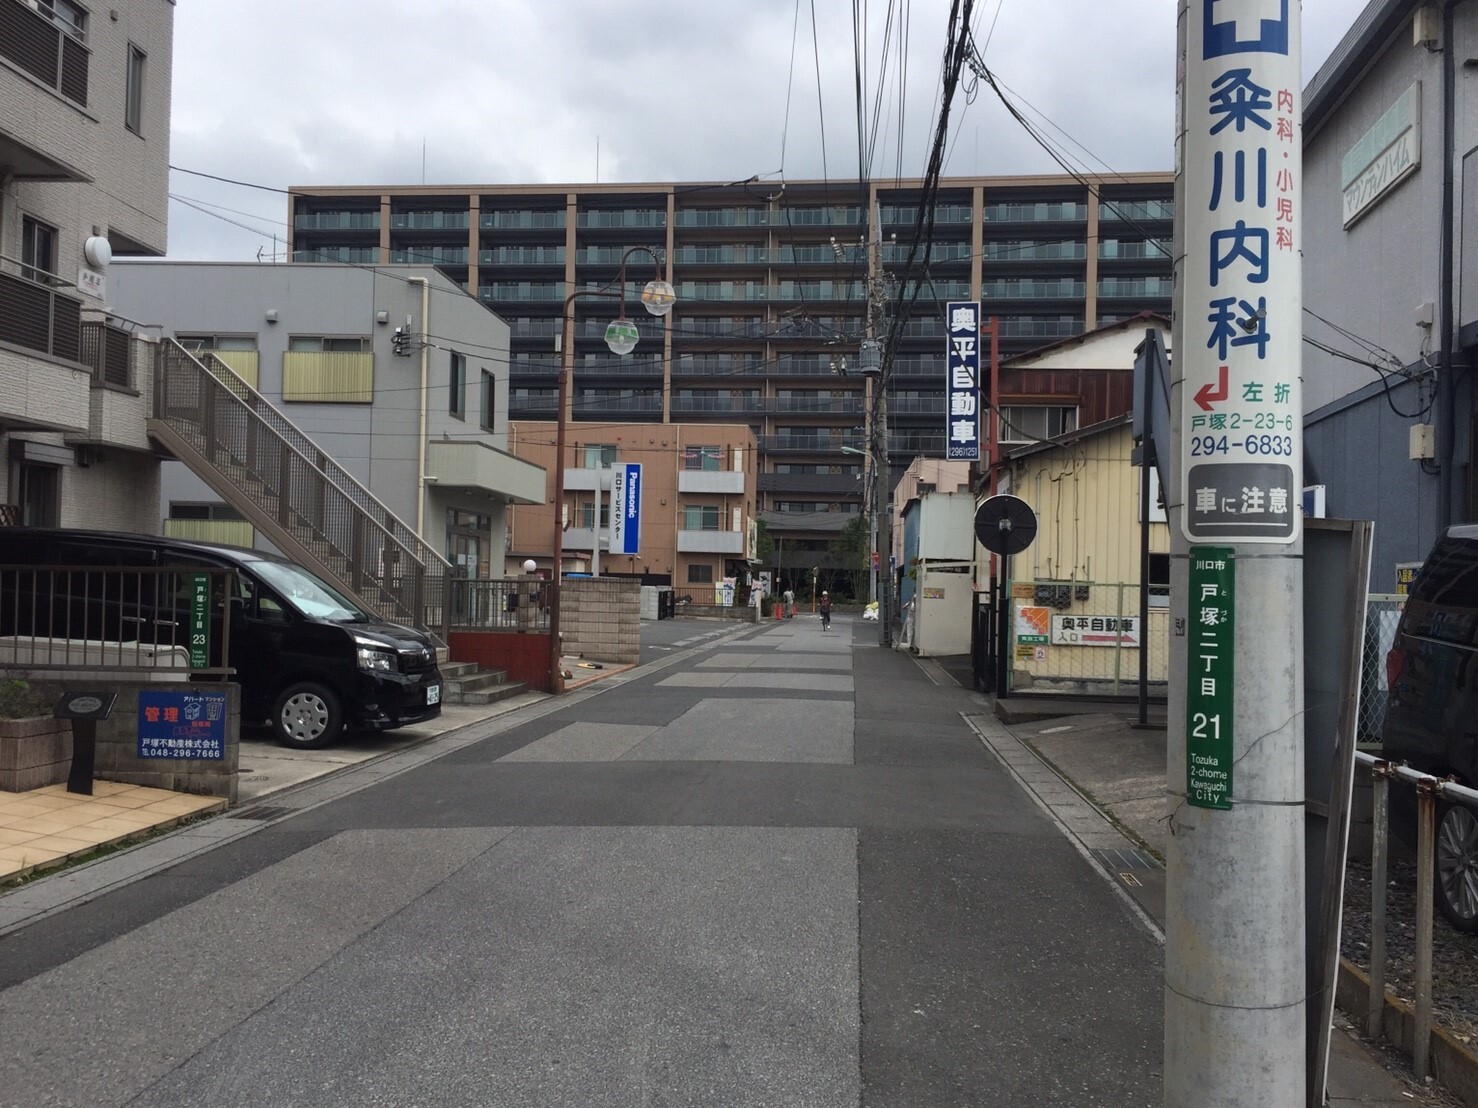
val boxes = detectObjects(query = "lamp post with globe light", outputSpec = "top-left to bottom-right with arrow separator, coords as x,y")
547,247 -> 674,692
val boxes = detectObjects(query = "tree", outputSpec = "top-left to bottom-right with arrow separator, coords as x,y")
754,519 -> 774,565
826,515 -> 869,600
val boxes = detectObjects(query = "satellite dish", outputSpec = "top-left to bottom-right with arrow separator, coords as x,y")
975,495 -> 1038,556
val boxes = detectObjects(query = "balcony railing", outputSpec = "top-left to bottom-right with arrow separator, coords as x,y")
294,212 -> 379,231
0,269 -> 82,363
390,212 -> 469,230
1,0 -> 89,105
79,320 -> 134,388
293,246 -> 380,264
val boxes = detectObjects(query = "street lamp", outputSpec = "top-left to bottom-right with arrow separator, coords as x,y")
547,247 -> 674,692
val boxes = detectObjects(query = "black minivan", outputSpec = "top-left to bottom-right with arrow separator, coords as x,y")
0,528 -> 443,750
1382,524 -> 1478,933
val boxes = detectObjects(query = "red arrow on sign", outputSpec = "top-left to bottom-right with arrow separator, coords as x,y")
1194,364 -> 1229,411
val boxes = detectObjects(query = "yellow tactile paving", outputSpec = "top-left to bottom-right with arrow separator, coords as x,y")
0,782 -> 227,885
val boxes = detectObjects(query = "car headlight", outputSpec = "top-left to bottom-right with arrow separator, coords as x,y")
356,646 -> 396,672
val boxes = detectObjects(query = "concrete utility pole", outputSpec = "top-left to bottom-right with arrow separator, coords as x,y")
1166,2 -> 1306,1104
862,198 -> 893,646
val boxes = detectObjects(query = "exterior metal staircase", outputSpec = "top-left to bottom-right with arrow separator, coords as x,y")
147,340 -> 452,639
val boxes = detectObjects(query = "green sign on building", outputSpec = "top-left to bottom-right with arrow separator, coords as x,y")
188,572 -> 210,669
1187,547 -> 1234,810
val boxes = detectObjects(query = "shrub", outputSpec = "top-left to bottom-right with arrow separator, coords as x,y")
0,679 -> 56,720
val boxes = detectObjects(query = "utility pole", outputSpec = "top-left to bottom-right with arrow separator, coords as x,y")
862,195 -> 892,646
1166,2 -> 1305,1104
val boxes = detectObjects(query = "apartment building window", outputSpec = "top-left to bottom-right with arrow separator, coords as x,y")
578,501 -> 610,529
997,405 -> 1078,445
125,45 -> 146,134
39,0 -> 87,38
682,505 -> 720,531
683,445 -> 722,471
177,334 -> 259,388
581,444 -> 617,468
283,336 -> 373,402
21,217 -> 57,285
479,369 -> 495,431
687,564 -> 714,584
449,352 -> 466,418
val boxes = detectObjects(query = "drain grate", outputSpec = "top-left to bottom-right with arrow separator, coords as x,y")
230,804 -> 294,822
1091,847 -> 1159,871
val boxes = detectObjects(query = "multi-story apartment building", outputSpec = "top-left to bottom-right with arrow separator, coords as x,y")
0,0 -> 173,530
287,174 -> 1174,565
506,420 -> 757,592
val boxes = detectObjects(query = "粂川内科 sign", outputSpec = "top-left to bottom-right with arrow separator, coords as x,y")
1179,0 -> 1302,544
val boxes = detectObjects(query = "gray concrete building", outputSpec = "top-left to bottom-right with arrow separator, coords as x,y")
1301,0 -> 1478,584
0,0 -> 174,531
109,262 -> 545,573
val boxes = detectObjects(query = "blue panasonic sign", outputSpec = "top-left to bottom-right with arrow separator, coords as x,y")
610,462 -> 642,556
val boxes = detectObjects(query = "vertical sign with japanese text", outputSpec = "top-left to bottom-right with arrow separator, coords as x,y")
608,462 -> 642,556
1181,1 -> 1301,543
1187,547 -> 1235,809
188,572 -> 210,669
945,301 -> 980,460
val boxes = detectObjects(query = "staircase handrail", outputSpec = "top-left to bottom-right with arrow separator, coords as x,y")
186,343 -> 450,575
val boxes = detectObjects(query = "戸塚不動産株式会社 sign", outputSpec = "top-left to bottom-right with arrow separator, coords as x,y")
1178,1 -> 1302,544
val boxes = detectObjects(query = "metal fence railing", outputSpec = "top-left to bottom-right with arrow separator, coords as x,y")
1358,753 -> 1478,1081
0,564 -> 235,675
1007,579 -> 1169,696
441,578 -> 552,633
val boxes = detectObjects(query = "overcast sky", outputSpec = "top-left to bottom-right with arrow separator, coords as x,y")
165,0 -> 1371,261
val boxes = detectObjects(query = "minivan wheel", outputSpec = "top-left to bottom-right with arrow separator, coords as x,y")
1436,801 -> 1478,934
271,682 -> 343,750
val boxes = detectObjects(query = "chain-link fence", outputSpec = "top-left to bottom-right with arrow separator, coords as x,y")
1007,579 -> 1169,697
1360,594 -> 1403,744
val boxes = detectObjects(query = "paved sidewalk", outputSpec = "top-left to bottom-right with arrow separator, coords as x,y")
976,693 -> 1461,1108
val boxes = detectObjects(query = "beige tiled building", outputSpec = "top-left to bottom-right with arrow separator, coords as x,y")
0,0 -> 174,530
508,420 -> 758,593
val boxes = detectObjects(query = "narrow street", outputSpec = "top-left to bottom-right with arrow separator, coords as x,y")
0,614 -> 1162,1107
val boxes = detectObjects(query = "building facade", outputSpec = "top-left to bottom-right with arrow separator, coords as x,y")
287,173 -> 1174,552
1300,0 -> 1478,584
507,420 -> 757,593
108,262 -> 546,572
0,0 -> 173,531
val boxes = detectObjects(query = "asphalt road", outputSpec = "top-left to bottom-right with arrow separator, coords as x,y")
0,614 -> 1163,1107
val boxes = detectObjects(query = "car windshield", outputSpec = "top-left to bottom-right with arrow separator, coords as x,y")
250,560 -> 368,623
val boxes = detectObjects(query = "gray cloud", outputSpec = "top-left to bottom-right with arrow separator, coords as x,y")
163,0 -> 1370,260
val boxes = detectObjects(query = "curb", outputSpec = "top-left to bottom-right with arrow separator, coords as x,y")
1337,958 -> 1478,1106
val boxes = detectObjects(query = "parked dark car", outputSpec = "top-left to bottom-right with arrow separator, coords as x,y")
1382,524 -> 1478,933
0,528 -> 442,750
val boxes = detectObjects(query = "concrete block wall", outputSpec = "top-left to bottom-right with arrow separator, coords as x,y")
0,717 -> 73,792
562,578 -> 640,664
91,681 -> 240,802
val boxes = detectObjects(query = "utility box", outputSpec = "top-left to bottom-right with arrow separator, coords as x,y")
912,562 -> 974,656
917,492 -> 976,560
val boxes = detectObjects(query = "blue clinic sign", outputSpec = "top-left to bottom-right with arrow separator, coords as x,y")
609,462 -> 642,556
1179,0 -> 1301,543
945,301 -> 981,461
138,689 -> 227,760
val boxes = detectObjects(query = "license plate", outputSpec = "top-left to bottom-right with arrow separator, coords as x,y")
426,684 -> 441,706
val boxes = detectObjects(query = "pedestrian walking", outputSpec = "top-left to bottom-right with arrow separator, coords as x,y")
819,590 -> 832,630
783,587 -> 795,619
